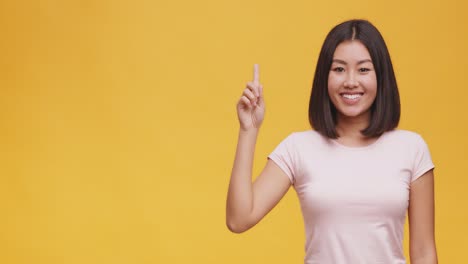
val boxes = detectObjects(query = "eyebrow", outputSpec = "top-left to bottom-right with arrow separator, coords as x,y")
332,59 -> 372,65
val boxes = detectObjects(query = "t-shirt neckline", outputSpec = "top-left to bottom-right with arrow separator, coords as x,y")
329,131 -> 388,151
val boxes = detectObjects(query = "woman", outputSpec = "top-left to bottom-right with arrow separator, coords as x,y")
226,19 -> 437,263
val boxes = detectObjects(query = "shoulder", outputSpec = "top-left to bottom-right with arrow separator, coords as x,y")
284,129 -> 326,144
382,129 -> 431,153
384,129 -> 426,143
276,130 -> 330,154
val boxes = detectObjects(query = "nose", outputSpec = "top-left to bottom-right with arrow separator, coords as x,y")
344,72 -> 358,88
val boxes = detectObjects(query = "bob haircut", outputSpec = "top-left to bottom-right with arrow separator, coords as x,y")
309,19 -> 400,139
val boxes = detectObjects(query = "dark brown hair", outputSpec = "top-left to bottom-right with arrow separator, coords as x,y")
309,19 -> 400,139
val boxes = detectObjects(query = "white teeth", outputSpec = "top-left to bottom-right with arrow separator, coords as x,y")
342,94 -> 362,99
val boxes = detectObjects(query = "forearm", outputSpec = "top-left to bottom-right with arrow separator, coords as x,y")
410,248 -> 438,264
410,257 -> 437,264
226,128 -> 259,232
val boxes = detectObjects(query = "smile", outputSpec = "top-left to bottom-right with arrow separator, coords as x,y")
340,93 -> 363,99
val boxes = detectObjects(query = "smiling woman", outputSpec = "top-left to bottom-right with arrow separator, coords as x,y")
309,20 -> 400,141
328,41 -> 377,124
227,19 -> 437,264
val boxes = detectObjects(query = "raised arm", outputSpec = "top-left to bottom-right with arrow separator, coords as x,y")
226,64 -> 292,233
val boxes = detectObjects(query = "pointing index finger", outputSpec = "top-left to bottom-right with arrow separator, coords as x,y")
253,64 -> 259,84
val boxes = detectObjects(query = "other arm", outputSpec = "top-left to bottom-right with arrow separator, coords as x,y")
408,169 -> 438,264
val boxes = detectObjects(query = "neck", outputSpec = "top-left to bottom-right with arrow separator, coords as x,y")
335,113 -> 371,140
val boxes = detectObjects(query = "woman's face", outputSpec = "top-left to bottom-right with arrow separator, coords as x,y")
328,40 -> 377,122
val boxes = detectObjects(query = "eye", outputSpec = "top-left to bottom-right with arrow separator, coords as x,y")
359,68 -> 371,73
332,67 -> 345,72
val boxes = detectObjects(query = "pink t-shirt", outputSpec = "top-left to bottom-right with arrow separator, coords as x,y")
268,129 -> 435,264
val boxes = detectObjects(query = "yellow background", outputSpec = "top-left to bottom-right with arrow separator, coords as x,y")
1,0 -> 466,263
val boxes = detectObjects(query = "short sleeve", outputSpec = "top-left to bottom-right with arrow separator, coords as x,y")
267,133 -> 297,184
411,135 -> 435,182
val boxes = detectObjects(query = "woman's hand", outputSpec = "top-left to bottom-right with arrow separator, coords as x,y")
236,64 -> 265,131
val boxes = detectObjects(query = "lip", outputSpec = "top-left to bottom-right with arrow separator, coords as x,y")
339,92 -> 364,95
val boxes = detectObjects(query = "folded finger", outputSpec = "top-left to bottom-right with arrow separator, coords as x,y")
243,88 -> 256,103
246,81 -> 259,97
240,96 -> 252,108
